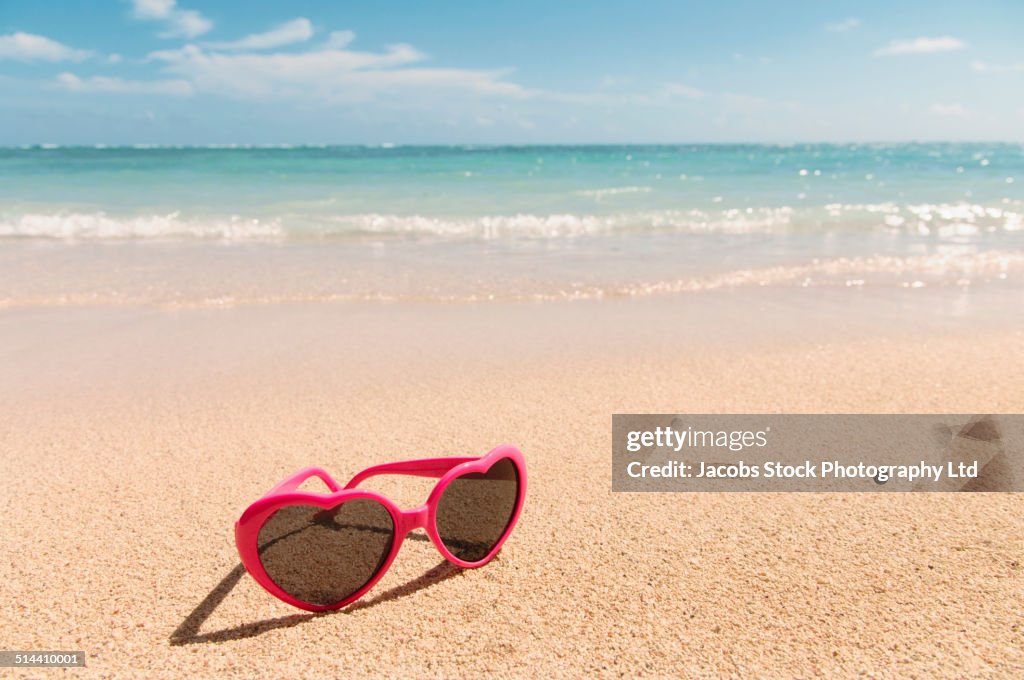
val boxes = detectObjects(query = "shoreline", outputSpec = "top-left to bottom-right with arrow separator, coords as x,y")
3,285 -> 1024,403
3,232 -> 1023,308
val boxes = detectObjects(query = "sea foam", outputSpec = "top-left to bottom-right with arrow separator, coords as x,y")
1,202 -> 1021,241
0,212 -> 284,240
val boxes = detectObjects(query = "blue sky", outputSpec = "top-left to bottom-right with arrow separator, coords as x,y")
1,0 -> 1023,144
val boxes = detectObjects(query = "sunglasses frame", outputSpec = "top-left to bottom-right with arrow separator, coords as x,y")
235,444 -> 526,612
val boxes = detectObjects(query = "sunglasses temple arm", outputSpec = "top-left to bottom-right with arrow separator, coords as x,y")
344,457 -> 477,489
264,467 -> 343,497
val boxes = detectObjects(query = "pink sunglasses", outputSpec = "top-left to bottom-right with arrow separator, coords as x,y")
235,444 -> 526,612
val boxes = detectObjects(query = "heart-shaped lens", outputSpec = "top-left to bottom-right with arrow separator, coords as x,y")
435,457 -> 520,562
257,499 -> 394,606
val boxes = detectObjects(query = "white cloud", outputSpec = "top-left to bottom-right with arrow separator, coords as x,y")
131,0 -> 175,19
57,72 -> 194,96
825,18 -> 861,33
661,83 -> 705,99
323,30 -> 355,50
146,36 -> 529,101
168,11 -> 212,39
971,60 -> 1024,73
928,103 -> 967,117
873,36 -> 965,56
546,83 -> 795,114
130,0 -> 212,39
0,32 -> 92,62
204,18 -> 314,51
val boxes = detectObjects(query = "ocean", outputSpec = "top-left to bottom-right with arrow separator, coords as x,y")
1,143 -> 1022,306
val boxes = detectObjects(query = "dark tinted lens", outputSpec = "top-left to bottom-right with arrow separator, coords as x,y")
435,458 -> 519,562
257,499 -> 393,606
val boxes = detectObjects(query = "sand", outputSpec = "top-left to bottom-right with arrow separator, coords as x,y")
1,294 -> 1022,678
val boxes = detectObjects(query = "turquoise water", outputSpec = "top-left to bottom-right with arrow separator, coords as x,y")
1,144 -> 1022,305
1,143 -> 1021,239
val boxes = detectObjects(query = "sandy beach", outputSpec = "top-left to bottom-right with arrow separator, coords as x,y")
3,1 -> 1024,675
1,294 -> 1021,678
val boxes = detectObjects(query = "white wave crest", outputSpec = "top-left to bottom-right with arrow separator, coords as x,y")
327,207 -> 796,238
1,201 -> 1021,242
575,186 -> 654,199
0,212 -> 284,240
824,201 -> 1023,235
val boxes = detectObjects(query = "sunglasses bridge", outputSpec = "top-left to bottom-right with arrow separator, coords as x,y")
394,504 -> 432,537
313,501 -> 431,540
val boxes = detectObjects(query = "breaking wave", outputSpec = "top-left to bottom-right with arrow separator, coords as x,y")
0,212 -> 284,241
2,201 -> 1021,242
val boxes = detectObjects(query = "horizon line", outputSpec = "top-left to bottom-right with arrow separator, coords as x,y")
3,140 -> 1023,150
